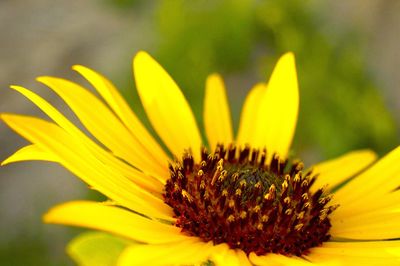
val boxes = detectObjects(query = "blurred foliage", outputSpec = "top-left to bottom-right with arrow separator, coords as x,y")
0,234 -> 52,266
112,0 -> 397,158
0,228 -> 74,266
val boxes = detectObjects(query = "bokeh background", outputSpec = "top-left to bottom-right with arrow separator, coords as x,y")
1,0 -> 399,265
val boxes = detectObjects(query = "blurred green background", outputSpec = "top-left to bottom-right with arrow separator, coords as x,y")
0,0 -> 399,265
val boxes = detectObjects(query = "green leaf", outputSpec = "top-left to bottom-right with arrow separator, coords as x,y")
67,231 -> 130,266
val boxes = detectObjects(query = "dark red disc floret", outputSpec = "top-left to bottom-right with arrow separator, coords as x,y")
163,144 -> 337,256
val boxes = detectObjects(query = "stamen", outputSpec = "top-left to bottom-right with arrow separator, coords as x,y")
163,144 -> 336,256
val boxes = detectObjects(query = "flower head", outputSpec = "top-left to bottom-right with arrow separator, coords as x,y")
2,51 -> 400,265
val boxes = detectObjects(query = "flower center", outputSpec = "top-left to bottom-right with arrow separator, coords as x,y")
163,144 -> 337,256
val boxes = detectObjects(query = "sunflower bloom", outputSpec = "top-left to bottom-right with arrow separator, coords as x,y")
2,51 -> 400,265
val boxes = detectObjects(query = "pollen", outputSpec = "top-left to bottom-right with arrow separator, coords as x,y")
163,144 -> 337,256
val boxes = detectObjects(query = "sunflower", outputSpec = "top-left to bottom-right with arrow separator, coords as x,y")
2,51 -> 400,266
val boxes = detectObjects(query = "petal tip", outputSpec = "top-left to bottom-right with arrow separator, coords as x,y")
42,201 -> 76,224
276,53 -> 296,71
206,73 -> 224,91
207,73 -> 222,80
133,50 -> 152,65
1,159 -> 9,166
282,51 -> 295,61
71,64 -> 84,71
36,76 -> 50,84
9,85 -> 29,94
364,149 -> 378,160
42,210 -> 53,224
0,113 -> 11,122
10,85 -> 22,90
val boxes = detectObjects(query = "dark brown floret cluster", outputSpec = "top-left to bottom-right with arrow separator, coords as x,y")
163,144 -> 337,256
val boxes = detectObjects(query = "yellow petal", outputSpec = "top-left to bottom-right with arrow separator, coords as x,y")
1,114 -> 173,220
307,241 -> 400,265
236,250 -> 252,266
311,150 -> 377,191
2,144 -> 57,165
318,240 -> 400,248
332,146 -> 400,212
117,239 -> 212,266
249,252 -> 314,266
336,189 -> 400,218
36,77 -> 167,179
330,208 -> 400,239
72,65 -> 169,170
236,83 -> 266,147
210,243 -> 242,266
252,53 -> 299,159
204,74 -> 233,150
44,201 -> 185,244
10,85 -> 164,191
331,190 -> 400,234
133,51 -> 202,161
